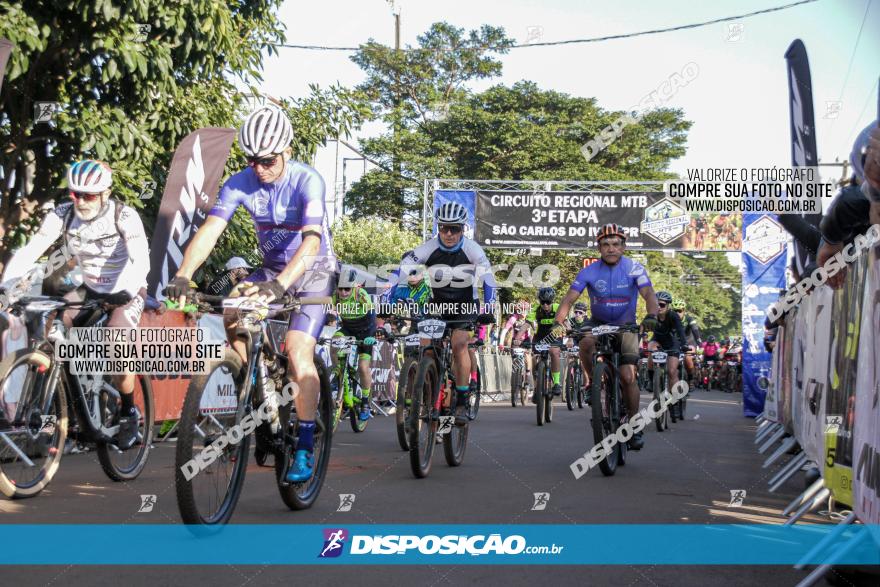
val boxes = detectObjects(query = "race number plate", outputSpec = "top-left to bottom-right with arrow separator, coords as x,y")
404,334 -> 421,347
417,319 -> 446,339
591,325 -> 619,336
331,337 -> 351,349
652,351 -> 668,363
533,343 -> 550,353
512,348 -> 525,356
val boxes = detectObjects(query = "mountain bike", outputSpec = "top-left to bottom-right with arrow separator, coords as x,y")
395,331 -> 421,451
329,335 -> 371,433
406,316 -> 486,479
0,295 -> 154,499
675,356 -> 688,421
588,323 -> 640,477
651,350 -> 672,430
533,341 -> 555,426
723,358 -> 740,393
174,293 -> 332,525
509,346 -> 529,407
637,349 -> 651,392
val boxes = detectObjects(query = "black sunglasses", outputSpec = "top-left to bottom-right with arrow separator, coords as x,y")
438,224 -> 463,234
658,302 -> 668,308
247,154 -> 279,168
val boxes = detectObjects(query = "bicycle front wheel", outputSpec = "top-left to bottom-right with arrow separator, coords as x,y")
467,366 -> 481,421
564,365 -> 575,411
175,350 -> 249,525
409,356 -> 438,479
97,374 -> 154,482
348,378 -> 368,434
535,362 -> 546,426
277,357 -> 334,510
590,362 -> 618,476
0,350 -> 67,499
396,357 -> 417,451
653,368 -> 668,431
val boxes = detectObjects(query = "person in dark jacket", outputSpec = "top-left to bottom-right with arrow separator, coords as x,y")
817,120 -> 879,288
205,257 -> 253,297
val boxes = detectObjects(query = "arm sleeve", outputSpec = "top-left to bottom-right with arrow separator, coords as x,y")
208,179 -> 245,222
630,261 -> 652,289
819,186 -> 871,245
2,208 -> 64,283
115,205 -> 150,295
691,321 -> 703,345
301,171 -> 327,228
465,240 -> 497,305
569,267 -> 591,294
777,215 -> 821,254
673,313 -> 687,348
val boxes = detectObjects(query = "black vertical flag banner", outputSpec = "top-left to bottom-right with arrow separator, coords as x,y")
146,128 -> 236,301
0,38 -> 12,93
784,39 -> 821,276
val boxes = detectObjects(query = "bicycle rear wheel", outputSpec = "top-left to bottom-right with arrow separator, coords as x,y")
409,356 -> 438,479
0,350 -> 67,499
277,357 -> 333,510
348,378 -> 368,434
467,366 -> 481,421
590,362 -> 618,476
396,357 -> 417,451
535,362 -> 546,426
97,374 -> 154,482
575,367 -> 584,409
443,411 -> 468,466
175,350 -> 248,525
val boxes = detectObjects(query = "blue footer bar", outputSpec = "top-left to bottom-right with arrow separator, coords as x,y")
1,524 -> 878,565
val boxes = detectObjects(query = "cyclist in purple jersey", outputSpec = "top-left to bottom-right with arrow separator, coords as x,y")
167,105 -> 335,482
553,223 -> 659,451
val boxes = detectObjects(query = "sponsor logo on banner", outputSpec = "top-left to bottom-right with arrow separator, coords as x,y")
319,529 -> 348,558
743,216 -> 787,264
640,198 -> 689,245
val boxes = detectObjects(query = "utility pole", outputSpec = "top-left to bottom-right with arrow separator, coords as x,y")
388,1 -> 403,224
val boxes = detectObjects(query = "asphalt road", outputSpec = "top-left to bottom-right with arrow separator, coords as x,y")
0,389 -> 838,586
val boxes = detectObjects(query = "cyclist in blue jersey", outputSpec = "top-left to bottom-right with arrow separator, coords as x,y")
553,223 -> 659,450
167,104 -> 335,482
387,202 -> 497,425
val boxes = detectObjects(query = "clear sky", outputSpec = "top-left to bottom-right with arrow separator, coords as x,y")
255,0 -> 878,179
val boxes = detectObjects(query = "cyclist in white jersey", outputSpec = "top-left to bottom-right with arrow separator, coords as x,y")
2,160 -> 149,449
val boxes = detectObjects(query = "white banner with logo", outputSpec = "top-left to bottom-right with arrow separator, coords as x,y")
798,286 -> 832,465
853,250 -> 880,524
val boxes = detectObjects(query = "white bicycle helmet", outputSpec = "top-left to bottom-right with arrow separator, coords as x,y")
68,160 -> 112,193
435,201 -> 468,224
239,104 -> 293,158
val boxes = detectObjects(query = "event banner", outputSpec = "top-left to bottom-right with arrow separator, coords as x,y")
474,191 -> 740,250
0,38 -> 12,93
823,254 -> 868,507
741,213 -> 787,417
146,128 -> 236,301
783,39 -> 821,277
853,247 -> 880,524
800,286 -> 833,465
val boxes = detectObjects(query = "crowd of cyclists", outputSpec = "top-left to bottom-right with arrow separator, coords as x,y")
0,103 -> 741,519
